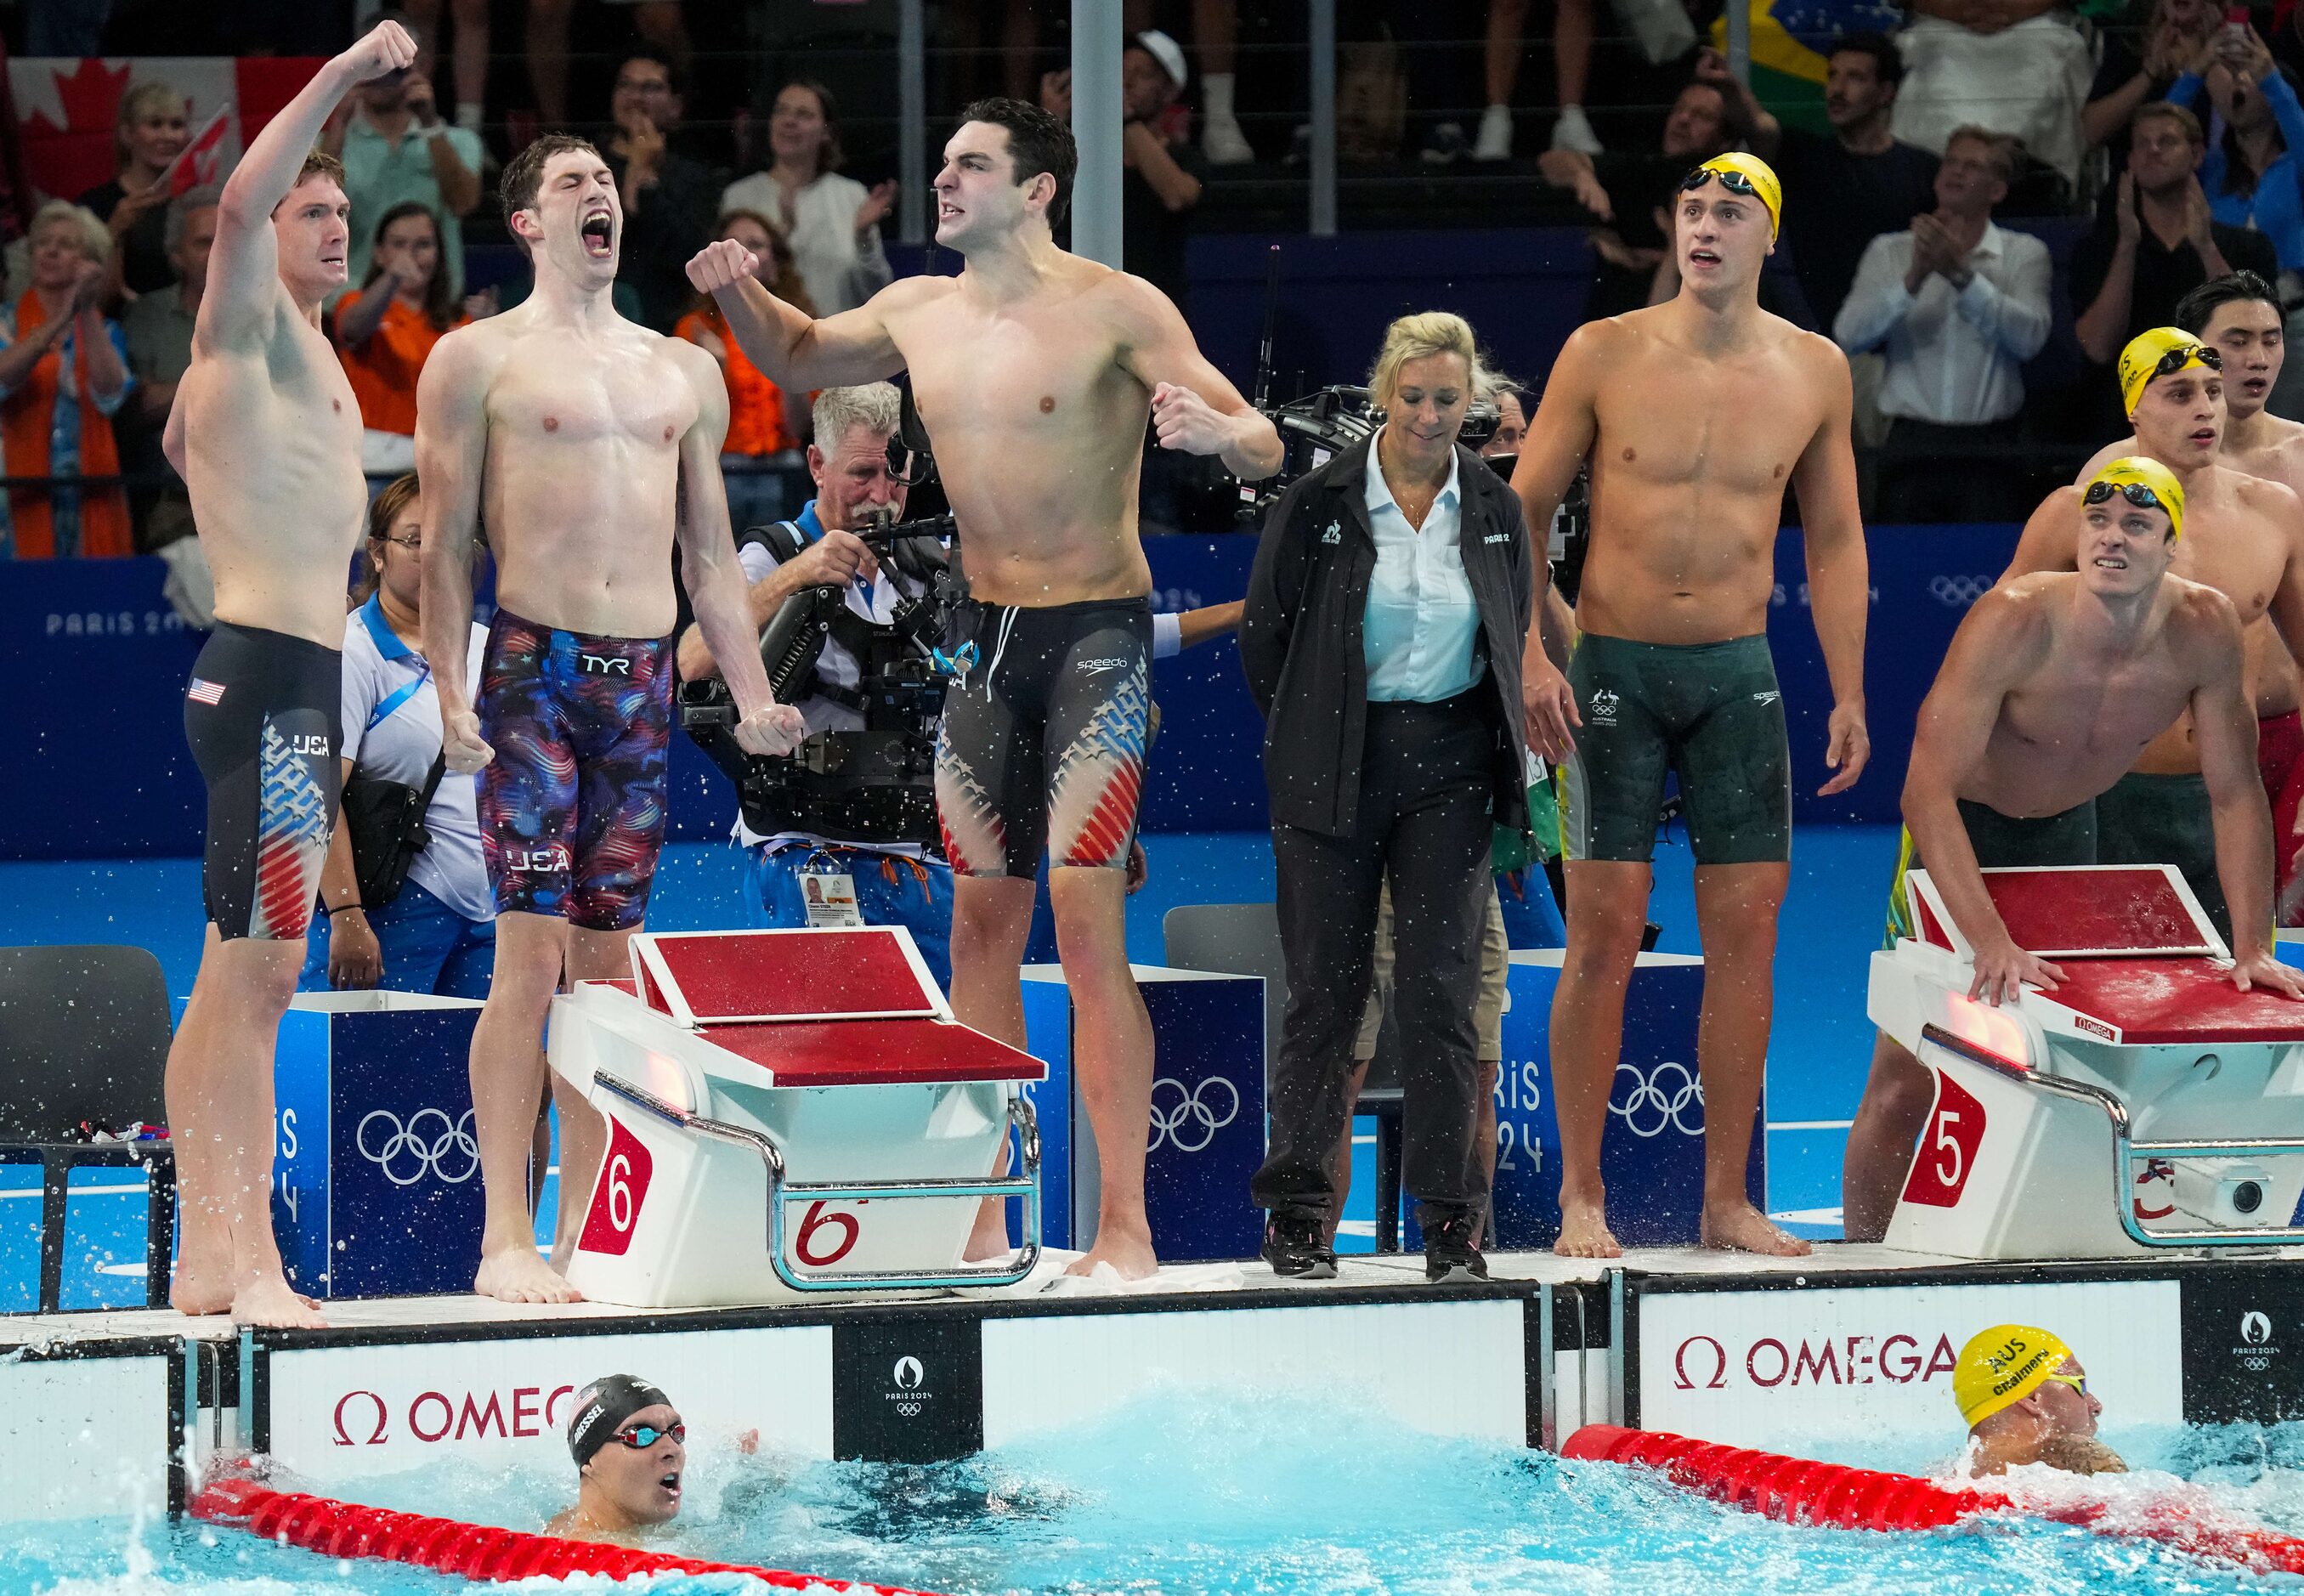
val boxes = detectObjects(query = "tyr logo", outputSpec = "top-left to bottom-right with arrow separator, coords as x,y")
579,654 -> 632,676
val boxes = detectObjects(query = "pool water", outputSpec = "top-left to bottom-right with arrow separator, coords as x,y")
18,1395 -> 2304,1595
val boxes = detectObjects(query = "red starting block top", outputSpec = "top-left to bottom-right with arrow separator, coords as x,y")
702,1016 -> 1047,1087
1908,865 -> 2223,959
633,928 -> 946,1027
2037,958 -> 2304,1044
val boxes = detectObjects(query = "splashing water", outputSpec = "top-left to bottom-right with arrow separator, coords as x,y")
14,1395 -> 2304,1593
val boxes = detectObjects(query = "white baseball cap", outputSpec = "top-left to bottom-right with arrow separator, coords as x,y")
1131,29 -> 1188,90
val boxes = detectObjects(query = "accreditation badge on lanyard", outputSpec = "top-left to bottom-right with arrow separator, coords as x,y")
797,852 -> 863,927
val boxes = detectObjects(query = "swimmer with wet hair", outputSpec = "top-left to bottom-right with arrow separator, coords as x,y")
1840,453 -> 2301,1241
1956,1326 -> 2126,1477
546,1375 -> 687,1542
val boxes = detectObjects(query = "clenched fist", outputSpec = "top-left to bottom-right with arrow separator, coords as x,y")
340,20 -> 419,84
687,238 -> 761,296
736,701 -> 807,757
441,706 -> 495,774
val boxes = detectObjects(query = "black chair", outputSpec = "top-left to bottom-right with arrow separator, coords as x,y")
0,944 -> 176,1311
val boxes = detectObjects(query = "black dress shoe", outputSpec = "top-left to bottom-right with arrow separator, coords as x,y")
1261,1207 -> 1337,1279
1424,1214 -> 1489,1283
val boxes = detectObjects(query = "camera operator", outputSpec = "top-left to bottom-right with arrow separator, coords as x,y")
675,382 -> 957,987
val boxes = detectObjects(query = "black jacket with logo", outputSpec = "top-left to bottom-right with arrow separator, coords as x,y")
1239,435 -> 1533,839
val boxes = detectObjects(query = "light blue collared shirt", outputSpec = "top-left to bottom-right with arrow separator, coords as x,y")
1361,428 -> 1483,703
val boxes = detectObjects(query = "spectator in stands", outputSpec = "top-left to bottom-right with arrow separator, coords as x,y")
603,48 -> 723,334
2085,0 -> 2219,169
80,80 -> 191,303
336,203 -> 474,477
328,15 -> 484,300
1721,37 -> 1939,334
404,0 -> 490,133
2171,27 -> 2304,277
1483,389 -> 1528,458
1836,128 -> 2051,523
2073,103 -> 2280,371
121,185 -> 216,553
1473,0 -> 1602,158
305,473 -> 495,999
0,202 -> 132,559
721,80 -> 895,319
1197,0 -> 1254,165
1889,0 -> 2094,190
525,0 -> 689,133
1539,76 -> 1738,320
1039,35 -> 1206,312
676,211 -> 811,531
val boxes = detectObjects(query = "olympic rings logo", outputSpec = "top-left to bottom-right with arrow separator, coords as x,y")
1928,575 -> 1994,608
1146,1076 -> 1240,1154
1609,1061 -> 1703,1139
356,1108 -> 481,1186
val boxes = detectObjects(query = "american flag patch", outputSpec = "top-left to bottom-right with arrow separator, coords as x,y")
187,678 -> 226,705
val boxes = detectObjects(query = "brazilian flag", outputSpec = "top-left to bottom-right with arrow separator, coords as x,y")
1711,0 -> 1905,135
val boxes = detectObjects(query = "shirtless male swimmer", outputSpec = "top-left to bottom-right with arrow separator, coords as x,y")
162,20 -> 419,1327
1513,152 -> 1872,1259
686,98 -> 1281,1278
419,135 -> 803,1304
2086,278 -> 2304,919
2034,327 -> 2304,945
1840,456 -> 2301,1238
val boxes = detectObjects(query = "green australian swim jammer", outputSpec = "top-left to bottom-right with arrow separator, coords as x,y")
1558,632 -> 1792,866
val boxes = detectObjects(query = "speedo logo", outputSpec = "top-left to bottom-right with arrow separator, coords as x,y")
1077,657 -> 1129,676
1752,690 -> 1780,706
579,653 -> 633,676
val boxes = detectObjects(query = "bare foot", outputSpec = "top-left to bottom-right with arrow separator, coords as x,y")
1065,1229 -> 1158,1281
476,1246 -> 585,1305
231,1273 -> 328,1329
1701,1201 -> 1812,1257
171,1273 -> 233,1316
1554,1199 -> 1623,1259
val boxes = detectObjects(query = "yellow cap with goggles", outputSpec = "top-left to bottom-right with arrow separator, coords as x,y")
2084,456 -> 2185,541
1955,1325 -> 2078,1429
1684,152 -> 1781,239
2118,327 -> 2219,418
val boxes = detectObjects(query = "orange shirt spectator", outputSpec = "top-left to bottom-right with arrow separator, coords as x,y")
678,209 -> 812,529
0,201 -> 134,557
334,201 -> 477,475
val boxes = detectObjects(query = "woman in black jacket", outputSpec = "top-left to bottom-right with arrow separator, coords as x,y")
1241,311 -> 1535,1283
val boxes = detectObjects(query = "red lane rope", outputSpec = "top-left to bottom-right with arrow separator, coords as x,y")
190,1474 -> 949,1593
1563,1423 -> 2304,1576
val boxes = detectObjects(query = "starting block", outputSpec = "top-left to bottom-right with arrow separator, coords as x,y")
546,926 -> 1046,1306
1871,864 -> 2304,1259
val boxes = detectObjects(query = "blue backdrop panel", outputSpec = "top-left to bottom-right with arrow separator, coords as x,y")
1481,953 -> 1763,1250
274,996 -> 485,1299
1022,965 -> 1265,1262
2,526 -> 2015,857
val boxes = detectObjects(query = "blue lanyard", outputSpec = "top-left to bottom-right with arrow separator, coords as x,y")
358,594 -> 432,733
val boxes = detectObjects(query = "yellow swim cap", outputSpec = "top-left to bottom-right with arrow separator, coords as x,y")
2085,456 -> 2185,541
1687,152 -> 1782,239
2119,326 -> 2218,418
1955,1325 -> 2076,1429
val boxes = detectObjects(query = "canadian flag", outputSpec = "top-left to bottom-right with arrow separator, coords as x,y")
7,56 -> 326,205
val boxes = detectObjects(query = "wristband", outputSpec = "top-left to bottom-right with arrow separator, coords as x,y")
327,903 -> 364,916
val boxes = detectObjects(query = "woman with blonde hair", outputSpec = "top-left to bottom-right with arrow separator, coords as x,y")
0,201 -> 133,557
1240,310 -> 1535,1284
80,79 -> 192,298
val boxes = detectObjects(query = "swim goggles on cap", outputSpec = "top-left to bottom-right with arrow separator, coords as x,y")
609,1422 -> 685,1450
2081,478 -> 2175,518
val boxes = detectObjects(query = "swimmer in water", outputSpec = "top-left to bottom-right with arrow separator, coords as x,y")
1955,1325 -> 2126,1477
547,1375 -> 687,1543
1511,151 -> 1871,1259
